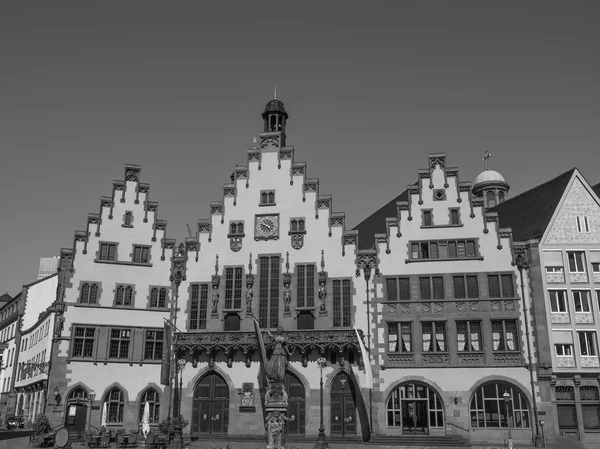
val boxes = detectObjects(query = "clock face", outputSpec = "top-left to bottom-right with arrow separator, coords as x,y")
255,215 -> 279,239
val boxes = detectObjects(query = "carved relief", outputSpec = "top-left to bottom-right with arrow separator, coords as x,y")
290,234 -> 303,250
580,357 -> 600,368
387,354 -> 414,365
575,313 -> 594,324
504,301 -> 515,311
434,302 -> 444,313
491,301 -> 501,312
458,354 -> 484,364
493,353 -> 522,364
230,237 -> 243,252
555,357 -> 576,368
422,354 -> 448,364
570,273 -> 589,283
469,302 -> 479,312
245,273 -> 254,318
240,383 -> 254,408
551,313 -> 571,324
318,271 -> 328,317
456,302 -> 466,313
283,273 -> 292,318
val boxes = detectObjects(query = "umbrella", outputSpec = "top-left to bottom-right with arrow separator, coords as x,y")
101,402 -> 107,428
142,402 -> 150,438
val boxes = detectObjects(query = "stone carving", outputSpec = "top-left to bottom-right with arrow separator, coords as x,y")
290,234 -> 303,250
456,302 -> 466,313
241,383 -> 254,407
580,357 -> 600,368
458,354 -> 484,364
388,304 -> 397,314
422,354 -> 448,364
230,237 -> 242,252
387,354 -> 414,365
282,275 -> 292,317
575,313 -> 594,324
265,327 -> 291,383
422,303 -> 431,313
245,287 -> 254,317
318,273 -> 328,317
491,301 -> 501,311
493,352 -> 522,364
400,304 -> 410,314
211,285 -> 220,319
551,313 -> 570,324
434,302 -> 444,313
266,411 -> 287,449
570,273 -> 589,284
546,273 -> 566,284
504,301 -> 515,311
470,302 -> 479,312
555,357 -> 576,368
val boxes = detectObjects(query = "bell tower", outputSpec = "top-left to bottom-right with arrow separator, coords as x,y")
261,87 -> 289,146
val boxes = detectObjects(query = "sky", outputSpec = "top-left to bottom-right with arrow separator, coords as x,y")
0,1 -> 598,296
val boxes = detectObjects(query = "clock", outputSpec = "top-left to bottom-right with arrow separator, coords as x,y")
255,214 -> 279,240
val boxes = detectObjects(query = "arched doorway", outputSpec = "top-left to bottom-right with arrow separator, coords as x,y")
387,382 -> 444,434
191,372 -> 229,436
330,372 -> 357,437
285,372 -> 305,435
65,388 -> 89,436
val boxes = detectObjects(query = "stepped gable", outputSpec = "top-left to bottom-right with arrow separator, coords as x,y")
70,164 -> 172,260
489,168 -> 576,242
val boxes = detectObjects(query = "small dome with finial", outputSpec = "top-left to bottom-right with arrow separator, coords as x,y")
262,86 -> 288,119
472,151 -> 510,209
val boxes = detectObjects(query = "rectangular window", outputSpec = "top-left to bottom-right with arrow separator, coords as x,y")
573,290 -> 591,313
150,287 -> 168,308
115,285 -> 133,307
549,290 -> 568,313
568,251 -> 586,273
224,267 -> 243,309
578,331 -> 597,356
385,278 -> 411,301
333,279 -> 352,328
99,243 -> 117,261
576,216 -> 590,233
448,242 -> 457,258
491,321 -> 519,351
109,329 -> 131,359
466,276 -> 479,298
259,256 -> 280,328
450,209 -> 460,225
456,321 -> 482,352
501,275 -> 514,297
79,282 -> 99,304
592,263 -> 600,273
419,277 -> 431,300
71,327 -> 96,358
229,221 -> 244,235
555,344 -> 573,356
144,330 -> 163,360
422,322 -> 446,352
453,276 -> 466,299
546,266 -> 564,273
189,284 -> 209,330
290,218 -> 305,232
260,190 -> 276,205
388,323 -> 412,352
487,275 -> 501,298
133,246 -> 150,264
432,277 -> 444,299
297,265 -> 316,308
423,210 -> 432,226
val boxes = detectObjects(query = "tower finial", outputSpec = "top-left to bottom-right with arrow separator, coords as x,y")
274,85 -> 277,100
483,151 -> 492,170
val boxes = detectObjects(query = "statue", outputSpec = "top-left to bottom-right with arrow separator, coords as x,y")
266,412 -> 287,449
211,285 -> 219,318
245,279 -> 253,317
282,284 -> 292,317
265,327 -> 292,383
318,276 -> 328,317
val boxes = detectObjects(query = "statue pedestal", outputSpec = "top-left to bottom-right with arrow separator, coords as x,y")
265,406 -> 287,449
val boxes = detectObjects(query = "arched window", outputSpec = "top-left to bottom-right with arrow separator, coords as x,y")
68,387 -> 88,402
106,388 -> 125,424
139,389 -> 160,424
498,191 -> 505,204
486,191 -> 496,208
124,211 -> 133,226
386,382 -> 444,429
470,382 -> 530,428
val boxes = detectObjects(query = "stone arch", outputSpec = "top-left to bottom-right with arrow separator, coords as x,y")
134,384 -> 164,425
186,365 -> 235,398
467,375 -> 534,409
326,367 -> 370,442
382,375 -> 446,405
189,368 -> 230,436
65,382 -> 91,403
100,382 -> 129,425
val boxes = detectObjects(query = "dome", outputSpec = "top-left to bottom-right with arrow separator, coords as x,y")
262,99 -> 288,119
473,169 -> 507,186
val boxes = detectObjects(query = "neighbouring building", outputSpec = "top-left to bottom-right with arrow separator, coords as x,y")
38,257 -> 60,279
353,156 -> 538,446
492,168 -> 600,449
0,293 -> 19,426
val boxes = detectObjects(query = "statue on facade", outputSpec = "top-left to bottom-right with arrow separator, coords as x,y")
282,284 -> 292,317
318,276 -> 328,316
265,327 -> 292,383
211,285 -> 219,318
266,412 -> 287,449
245,287 -> 253,317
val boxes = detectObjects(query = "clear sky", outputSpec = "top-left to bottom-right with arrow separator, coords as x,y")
1,1 -> 598,296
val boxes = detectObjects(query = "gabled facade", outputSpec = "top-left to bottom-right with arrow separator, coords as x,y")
46,165 -> 174,435
493,169 -> 600,448
354,155 -> 538,446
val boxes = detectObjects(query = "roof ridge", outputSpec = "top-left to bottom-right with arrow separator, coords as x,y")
496,167 -> 577,205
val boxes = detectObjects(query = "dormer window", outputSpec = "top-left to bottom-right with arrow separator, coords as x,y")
260,190 -> 276,206
123,211 -> 133,227
290,218 -> 306,233
229,221 -> 244,236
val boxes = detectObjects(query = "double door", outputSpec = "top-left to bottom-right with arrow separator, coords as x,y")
192,373 -> 229,435
401,400 -> 428,434
330,372 -> 357,437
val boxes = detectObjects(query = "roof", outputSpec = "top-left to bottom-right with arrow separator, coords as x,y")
262,99 -> 288,118
593,182 -> 600,198
473,169 -> 507,186
352,187 -> 411,250
0,293 -> 11,304
489,168 -> 576,242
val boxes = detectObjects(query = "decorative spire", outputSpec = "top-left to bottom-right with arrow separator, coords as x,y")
248,253 -> 253,275
215,254 -> 219,276
483,151 -> 492,170
285,251 -> 290,274
321,250 -> 326,272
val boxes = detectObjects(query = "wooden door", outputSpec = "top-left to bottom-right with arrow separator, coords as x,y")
191,373 -> 229,436
285,372 -> 306,435
330,372 -> 357,436
65,404 -> 87,434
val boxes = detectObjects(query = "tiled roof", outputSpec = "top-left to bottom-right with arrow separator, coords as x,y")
0,293 -> 11,304
489,168 -> 576,242
352,187 -> 411,250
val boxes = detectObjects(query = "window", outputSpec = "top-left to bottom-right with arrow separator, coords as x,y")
578,331 -> 597,356
549,290 -> 568,313
79,283 -> 99,304
573,290 -> 591,313
498,191 -> 505,203
387,323 -> 412,352
224,267 -> 243,309
387,383 -> 444,428
432,277 -> 444,299
333,279 -> 352,328
576,216 -> 590,233
580,386 -> 600,431
107,388 -> 125,423
109,329 -> 131,359
546,266 -> 564,273
144,330 -> 163,360
133,246 -> 150,264
297,265 -> 315,308
260,190 -> 276,205
99,243 -> 117,261
457,321 -> 482,352
115,285 -> 133,307
139,389 -> 160,424
411,239 -> 478,260
486,191 -> 496,208
386,278 -> 411,301
593,263 -> 600,273
189,284 -> 208,330
487,275 -> 514,298
229,221 -> 244,235
423,210 -> 433,226
150,287 -> 168,308
568,251 -> 586,273
290,218 -> 305,233
71,327 -> 96,358
470,382 -> 530,428
258,256 -> 280,328
419,277 -> 431,300
450,209 -> 460,225
224,313 -> 241,331
453,276 -> 466,299
419,277 -> 444,300
555,344 -> 573,356
124,211 -> 133,227
422,322 -> 446,352
492,321 -> 518,351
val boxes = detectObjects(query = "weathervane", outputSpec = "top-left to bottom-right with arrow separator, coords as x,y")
483,151 -> 492,170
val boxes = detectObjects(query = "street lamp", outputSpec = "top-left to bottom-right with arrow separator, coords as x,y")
539,419 -> 546,448
503,391 -> 512,448
87,390 -> 96,434
53,387 -> 61,406
314,357 -> 329,449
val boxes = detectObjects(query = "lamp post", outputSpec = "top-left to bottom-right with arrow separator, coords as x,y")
53,387 -> 60,406
503,391 -> 512,448
314,357 -> 329,449
87,390 -> 96,434
539,418 -> 546,448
